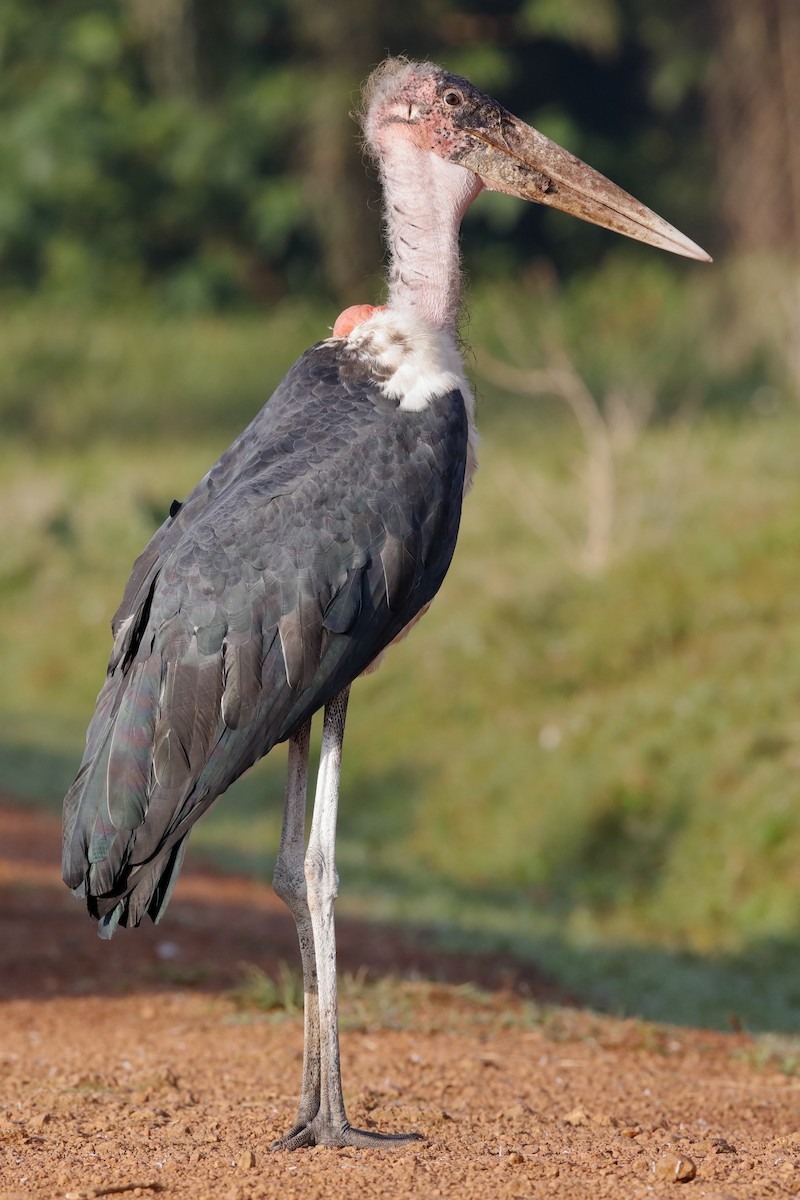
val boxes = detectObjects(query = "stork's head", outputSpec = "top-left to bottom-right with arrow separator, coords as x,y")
363,58 -> 710,262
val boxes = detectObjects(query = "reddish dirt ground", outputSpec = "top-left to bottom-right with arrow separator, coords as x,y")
2,801 -> 800,1200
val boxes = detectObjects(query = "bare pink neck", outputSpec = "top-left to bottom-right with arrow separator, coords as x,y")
378,144 -> 482,332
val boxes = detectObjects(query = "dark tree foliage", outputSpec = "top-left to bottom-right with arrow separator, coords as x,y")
708,0 -> 800,256
0,0 -> 717,310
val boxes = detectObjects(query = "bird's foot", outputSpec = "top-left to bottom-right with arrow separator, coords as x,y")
271,1114 -> 422,1151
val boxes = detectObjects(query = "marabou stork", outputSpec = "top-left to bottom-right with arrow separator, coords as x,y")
63,58 -> 710,1149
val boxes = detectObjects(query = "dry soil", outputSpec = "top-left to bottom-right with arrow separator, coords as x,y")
2,802 -> 799,1200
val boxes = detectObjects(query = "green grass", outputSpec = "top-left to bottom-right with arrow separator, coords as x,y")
2,296 -> 800,1033
0,300 -> 327,446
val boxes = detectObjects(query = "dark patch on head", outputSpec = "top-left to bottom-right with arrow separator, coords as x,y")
362,58 -> 505,151
433,69 -> 506,137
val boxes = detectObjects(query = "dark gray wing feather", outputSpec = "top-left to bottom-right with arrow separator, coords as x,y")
106,653 -> 160,829
220,634 -> 263,729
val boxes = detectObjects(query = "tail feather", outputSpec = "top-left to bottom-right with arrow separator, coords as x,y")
94,837 -> 189,937
126,836 -> 190,929
148,837 -> 190,924
88,812 -> 193,934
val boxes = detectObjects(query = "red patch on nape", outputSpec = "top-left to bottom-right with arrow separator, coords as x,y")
332,304 -> 389,337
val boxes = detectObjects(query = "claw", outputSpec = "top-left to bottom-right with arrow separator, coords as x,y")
270,1115 -> 422,1150
270,1123 -> 317,1151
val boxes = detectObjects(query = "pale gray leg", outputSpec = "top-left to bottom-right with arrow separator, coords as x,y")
272,688 -> 420,1150
270,719 -> 320,1147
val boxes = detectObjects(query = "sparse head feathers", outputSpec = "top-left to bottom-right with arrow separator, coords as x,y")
360,58 -> 462,157
360,57 -> 424,142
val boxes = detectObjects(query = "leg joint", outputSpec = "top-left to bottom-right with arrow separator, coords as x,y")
304,846 -> 338,904
273,861 -> 307,907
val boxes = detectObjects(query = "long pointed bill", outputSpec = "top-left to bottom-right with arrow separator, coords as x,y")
456,114 -> 711,262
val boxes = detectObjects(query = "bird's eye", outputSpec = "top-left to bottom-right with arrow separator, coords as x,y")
442,89 -> 463,108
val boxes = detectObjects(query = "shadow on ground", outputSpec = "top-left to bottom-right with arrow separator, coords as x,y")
0,799 -> 562,1007
2,795 -> 799,1033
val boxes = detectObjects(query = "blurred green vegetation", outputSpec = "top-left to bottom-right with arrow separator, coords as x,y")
3,253 -> 800,1032
2,1 -> 799,1033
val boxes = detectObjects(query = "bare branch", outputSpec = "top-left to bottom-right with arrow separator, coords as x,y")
478,350 -> 617,574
